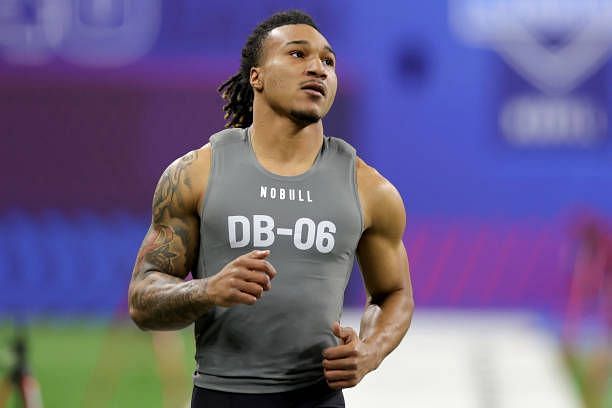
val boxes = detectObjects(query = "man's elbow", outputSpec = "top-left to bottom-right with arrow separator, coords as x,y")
389,286 -> 415,331
404,294 -> 415,329
128,301 -> 152,331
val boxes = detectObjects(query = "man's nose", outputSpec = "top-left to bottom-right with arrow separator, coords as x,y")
306,57 -> 327,78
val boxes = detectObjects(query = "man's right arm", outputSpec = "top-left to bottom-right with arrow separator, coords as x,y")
128,147 -> 277,331
128,149 -> 208,330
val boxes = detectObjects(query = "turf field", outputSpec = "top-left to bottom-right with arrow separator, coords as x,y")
0,321 -> 195,408
0,315 -> 609,407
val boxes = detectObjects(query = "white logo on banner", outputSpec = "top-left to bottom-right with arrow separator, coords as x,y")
0,0 -> 161,67
449,0 -> 612,146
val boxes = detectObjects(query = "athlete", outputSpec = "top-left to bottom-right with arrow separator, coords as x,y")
128,10 -> 414,408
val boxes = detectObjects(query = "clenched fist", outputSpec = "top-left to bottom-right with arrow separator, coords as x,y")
322,322 -> 380,389
203,250 -> 277,307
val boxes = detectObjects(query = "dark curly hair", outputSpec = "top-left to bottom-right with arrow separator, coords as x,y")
217,10 -> 319,128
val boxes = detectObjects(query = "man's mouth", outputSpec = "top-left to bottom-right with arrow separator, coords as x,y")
301,82 -> 326,97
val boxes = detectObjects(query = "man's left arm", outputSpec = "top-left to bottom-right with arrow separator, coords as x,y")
323,169 -> 414,389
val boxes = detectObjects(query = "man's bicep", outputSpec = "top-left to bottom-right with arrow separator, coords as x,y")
133,216 -> 199,281
132,154 -> 201,282
356,179 -> 410,300
356,230 -> 409,301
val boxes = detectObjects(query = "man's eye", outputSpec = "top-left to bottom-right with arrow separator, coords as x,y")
323,58 -> 335,67
290,50 -> 304,58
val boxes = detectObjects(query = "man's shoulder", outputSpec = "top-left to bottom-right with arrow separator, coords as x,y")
208,127 -> 246,147
156,143 -> 212,213
327,136 -> 357,157
167,126 -> 244,172
166,143 -> 211,177
355,156 -> 393,193
355,156 -> 405,232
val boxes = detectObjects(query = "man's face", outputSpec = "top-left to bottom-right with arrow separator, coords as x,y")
252,24 -> 338,125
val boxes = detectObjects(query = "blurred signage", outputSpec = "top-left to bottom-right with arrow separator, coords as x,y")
0,0 -> 161,67
450,0 -> 612,148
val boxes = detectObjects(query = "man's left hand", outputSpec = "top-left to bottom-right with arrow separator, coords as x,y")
322,322 -> 380,389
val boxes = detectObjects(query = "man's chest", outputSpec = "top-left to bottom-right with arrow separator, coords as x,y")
202,180 -> 362,258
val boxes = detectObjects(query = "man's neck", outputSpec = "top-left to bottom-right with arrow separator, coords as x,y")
249,109 -> 324,166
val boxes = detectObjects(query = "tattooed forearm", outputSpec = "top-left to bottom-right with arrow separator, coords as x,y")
130,218 -> 203,329
129,221 -> 205,330
129,272 -> 212,331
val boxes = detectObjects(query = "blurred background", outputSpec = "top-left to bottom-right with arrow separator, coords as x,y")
0,0 -> 610,407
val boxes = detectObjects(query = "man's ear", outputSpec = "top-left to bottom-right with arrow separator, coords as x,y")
250,67 -> 263,91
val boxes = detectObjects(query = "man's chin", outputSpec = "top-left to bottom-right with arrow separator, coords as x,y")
289,109 -> 321,126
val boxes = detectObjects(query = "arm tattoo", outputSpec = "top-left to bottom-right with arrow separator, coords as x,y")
141,225 -> 178,274
130,274 -> 210,331
129,151 -> 207,330
153,151 -> 198,224
149,151 -> 199,272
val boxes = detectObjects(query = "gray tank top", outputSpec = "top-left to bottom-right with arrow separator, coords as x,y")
193,127 -> 363,393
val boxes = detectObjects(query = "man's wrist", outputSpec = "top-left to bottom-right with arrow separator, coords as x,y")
190,278 -> 215,311
362,337 -> 384,371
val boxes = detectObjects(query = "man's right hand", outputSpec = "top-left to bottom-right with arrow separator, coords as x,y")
203,250 -> 277,307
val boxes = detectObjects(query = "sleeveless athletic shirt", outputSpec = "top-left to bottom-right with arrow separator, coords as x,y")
193,127 -> 364,394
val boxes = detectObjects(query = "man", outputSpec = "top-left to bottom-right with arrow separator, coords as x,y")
128,10 -> 414,408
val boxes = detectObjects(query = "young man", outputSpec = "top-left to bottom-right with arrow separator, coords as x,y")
128,10 -> 414,408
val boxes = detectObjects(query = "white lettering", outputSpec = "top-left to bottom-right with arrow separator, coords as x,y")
253,215 -> 275,247
316,221 -> 336,253
228,216 -> 250,248
276,228 -> 293,236
501,96 -> 605,147
259,185 -> 312,203
227,215 -> 336,253
294,218 -> 316,250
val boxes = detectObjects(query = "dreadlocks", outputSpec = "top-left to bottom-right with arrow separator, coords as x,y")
218,10 -> 319,128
